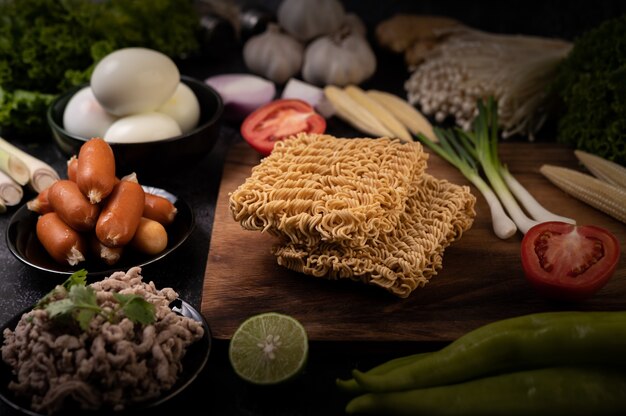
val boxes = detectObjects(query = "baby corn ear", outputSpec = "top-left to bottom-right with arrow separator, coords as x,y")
367,89 -> 437,143
575,150 -> 626,190
324,85 -> 393,138
540,164 -> 626,224
344,85 -> 413,143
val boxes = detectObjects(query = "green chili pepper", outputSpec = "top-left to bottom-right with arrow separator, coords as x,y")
352,311 -> 626,393
346,366 -> 626,415
337,353 -> 431,394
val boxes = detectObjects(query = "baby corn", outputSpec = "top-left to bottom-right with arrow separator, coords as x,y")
540,164 -> 626,224
323,86 -> 393,138
575,150 -> 626,190
344,85 -> 413,143
367,89 -> 438,142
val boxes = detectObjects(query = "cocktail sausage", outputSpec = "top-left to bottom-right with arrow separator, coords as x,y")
48,180 -> 100,232
96,180 -> 145,247
143,193 -> 178,226
76,138 -> 116,204
36,212 -> 87,266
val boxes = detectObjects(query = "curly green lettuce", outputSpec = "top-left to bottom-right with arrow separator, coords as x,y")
553,14 -> 626,166
0,0 -> 201,138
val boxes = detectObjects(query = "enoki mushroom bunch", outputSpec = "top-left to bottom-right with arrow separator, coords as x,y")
405,30 -> 572,139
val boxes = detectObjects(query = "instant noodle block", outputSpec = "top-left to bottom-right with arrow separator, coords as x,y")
229,133 -> 476,297
229,133 -> 428,248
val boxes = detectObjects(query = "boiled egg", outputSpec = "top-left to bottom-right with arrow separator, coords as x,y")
91,48 -> 180,116
104,112 -> 182,143
157,82 -> 200,134
63,87 -> 118,138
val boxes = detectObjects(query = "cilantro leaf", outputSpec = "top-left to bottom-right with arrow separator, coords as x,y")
68,285 -> 98,310
44,284 -> 101,330
113,293 -> 156,325
76,309 -> 97,331
35,269 -> 89,309
45,298 -> 74,318
63,269 -> 88,290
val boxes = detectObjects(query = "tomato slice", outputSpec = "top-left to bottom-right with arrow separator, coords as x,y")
521,221 -> 621,302
240,99 -> 326,156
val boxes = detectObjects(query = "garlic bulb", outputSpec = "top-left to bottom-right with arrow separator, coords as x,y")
277,0 -> 345,42
343,13 -> 367,37
243,24 -> 303,84
302,30 -> 377,87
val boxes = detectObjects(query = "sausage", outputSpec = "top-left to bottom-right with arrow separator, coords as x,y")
131,217 -> 168,255
143,193 -> 178,226
26,186 -> 53,214
89,234 -> 123,265
96,180 -> 145,247
67,155 -> 78,182
36,212 -> 87,266
76,138 -> 116,204
47,180 -> 100,232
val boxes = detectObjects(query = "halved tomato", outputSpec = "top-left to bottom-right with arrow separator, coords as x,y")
240,99 -> 326,156
521,221 -> 621,302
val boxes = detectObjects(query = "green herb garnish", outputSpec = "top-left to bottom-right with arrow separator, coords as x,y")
113,293 -> 156,326
35,269 -> 88,309
36,269 -> 156,330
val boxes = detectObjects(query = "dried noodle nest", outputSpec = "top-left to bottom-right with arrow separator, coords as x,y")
229,133 -> 476,297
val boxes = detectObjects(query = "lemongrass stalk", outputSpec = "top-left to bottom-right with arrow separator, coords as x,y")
420,129 -> 517,239
0,137 -> 59,192
473,99 -> 538,234
0,170 -> 23,206
500,167 -> 576,224
0,145 -> 29,185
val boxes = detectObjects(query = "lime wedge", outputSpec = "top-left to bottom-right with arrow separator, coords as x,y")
229,312 -> 308,385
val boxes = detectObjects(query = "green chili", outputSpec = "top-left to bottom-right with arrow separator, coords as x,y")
337,353 -> 431,394
346,366 -> 626,415
352,311 -> 626,392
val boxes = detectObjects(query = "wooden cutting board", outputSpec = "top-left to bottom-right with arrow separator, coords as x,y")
201,139 -> 626,341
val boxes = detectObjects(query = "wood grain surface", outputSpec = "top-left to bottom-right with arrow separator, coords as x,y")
201,139 -> 626,341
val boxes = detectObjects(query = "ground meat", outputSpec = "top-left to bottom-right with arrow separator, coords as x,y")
1,267 -> 204,414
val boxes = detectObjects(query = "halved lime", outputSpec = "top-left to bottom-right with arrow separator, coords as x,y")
229,312 -> 308,385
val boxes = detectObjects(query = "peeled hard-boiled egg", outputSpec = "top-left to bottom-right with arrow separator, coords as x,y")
104,112 -> 182,143
157,82 -> 200,133
91,48 -> 180,116
63,87 -> 118,138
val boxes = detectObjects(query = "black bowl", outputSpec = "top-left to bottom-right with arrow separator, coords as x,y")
6,189 -> 195,277
0,298 -> 211,415
47,75 -> 223,178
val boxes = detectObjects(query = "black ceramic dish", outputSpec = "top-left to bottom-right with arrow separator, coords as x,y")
5,194 -> 194,277
0,298 -> 211,416
47,75 -> 223,178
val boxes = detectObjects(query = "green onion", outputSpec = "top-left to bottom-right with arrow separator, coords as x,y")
419,128 -> 517,239
469,99 -> 539,234
417,97 -> 574,237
